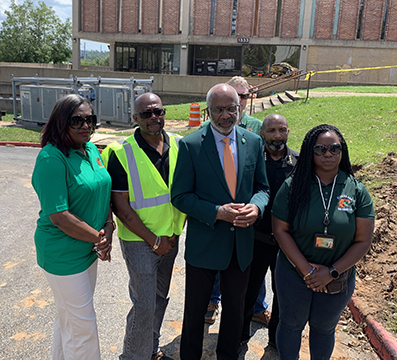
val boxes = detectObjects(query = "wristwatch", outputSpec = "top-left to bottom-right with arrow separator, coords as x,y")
329,266 -> 340,280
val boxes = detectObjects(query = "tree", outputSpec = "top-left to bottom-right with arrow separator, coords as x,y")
0,0 -> 72,63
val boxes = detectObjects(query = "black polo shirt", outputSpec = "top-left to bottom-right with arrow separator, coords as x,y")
254,145 -> 299,241
107,128 -> 170,190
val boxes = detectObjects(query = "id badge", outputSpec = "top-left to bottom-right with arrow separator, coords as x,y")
314,233 -> 336,250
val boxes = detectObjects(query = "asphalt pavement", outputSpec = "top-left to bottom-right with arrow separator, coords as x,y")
0,146 -> 380,360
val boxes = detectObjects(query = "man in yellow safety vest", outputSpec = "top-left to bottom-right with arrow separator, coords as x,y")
102,93 -> 185,360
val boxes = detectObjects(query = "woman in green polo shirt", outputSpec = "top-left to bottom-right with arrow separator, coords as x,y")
32,94 -> 113,360
272,124 -> 374,360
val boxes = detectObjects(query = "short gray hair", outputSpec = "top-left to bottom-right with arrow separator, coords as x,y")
226,76 -> 248,89
206,83 -> 239,108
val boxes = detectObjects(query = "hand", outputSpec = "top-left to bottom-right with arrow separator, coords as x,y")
94,229 -> 112,262
304,263 -> 332,292
215,203 -> 245,223
168,234 -> 179,248
233,204 -> 259,228
154,236 -> 174,256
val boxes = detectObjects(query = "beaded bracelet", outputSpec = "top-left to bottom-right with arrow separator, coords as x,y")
304,267 -> 315,279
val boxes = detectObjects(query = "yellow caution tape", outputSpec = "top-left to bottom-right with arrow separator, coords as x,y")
304,65 -> 397,80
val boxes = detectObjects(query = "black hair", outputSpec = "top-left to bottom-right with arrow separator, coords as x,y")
40,94 -> 94,156
287,124 -> 354,226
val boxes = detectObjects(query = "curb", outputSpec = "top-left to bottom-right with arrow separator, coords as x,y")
0,141 -> 41,147
349,296 -> 397,360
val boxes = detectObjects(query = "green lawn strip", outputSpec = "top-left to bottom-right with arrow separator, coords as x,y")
164,101 -> 207,121
308,86 -> 397,94
0,126 -> 41,143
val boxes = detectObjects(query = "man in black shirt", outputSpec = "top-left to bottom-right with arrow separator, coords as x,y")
104,93 -> 185,360
241,113 -> 299,350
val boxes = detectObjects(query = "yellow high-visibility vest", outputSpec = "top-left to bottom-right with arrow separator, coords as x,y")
102,133 -> 186,241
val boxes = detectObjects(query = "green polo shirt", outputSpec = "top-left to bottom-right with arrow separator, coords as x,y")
32,142 -> 112,276
200,113 -> 263,141
272,170 -> 374,275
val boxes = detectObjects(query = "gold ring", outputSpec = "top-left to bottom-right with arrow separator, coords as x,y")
247,223 -> 249,227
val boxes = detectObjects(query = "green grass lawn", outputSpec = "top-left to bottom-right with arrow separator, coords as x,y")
1,88 -> 397,168
163,95 -> 397,167
309,85 -> 397,93
250,96 -> 397,166
0,126 -> 42,143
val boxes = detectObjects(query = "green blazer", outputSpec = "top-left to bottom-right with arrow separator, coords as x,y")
171,124 -> 270,271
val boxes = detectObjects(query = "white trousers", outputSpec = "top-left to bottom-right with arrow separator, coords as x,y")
43,260 -> 100,360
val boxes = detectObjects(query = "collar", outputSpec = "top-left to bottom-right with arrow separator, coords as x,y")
210,124 -> 237,143
134,128 -> 170,149
310,169 -> 349,185
239,112 -> 248,128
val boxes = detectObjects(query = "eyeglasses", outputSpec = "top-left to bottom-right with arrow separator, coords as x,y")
209,105 -> 239,115
69,114 -> 97,129
313,143 -> 342,156
138,108 -> 166,119
238,93 -> 249,100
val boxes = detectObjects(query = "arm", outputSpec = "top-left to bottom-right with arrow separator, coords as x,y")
49,210 -> 103,244
111,191 -> 174,255
305,217 -> 374,291
94,207 -> 115,262
272,216 -> 313,278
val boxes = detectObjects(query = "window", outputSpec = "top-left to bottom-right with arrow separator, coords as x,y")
242,45 -> 300,77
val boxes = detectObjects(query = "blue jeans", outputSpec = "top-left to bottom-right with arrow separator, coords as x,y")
275,257 -> 355,360
210,273 -> 268,313
119,238 -> 178,360
253,279 -> 268,314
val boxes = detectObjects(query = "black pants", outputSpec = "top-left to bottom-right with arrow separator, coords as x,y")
241,238 -> 279,345
180,247 -> 250,360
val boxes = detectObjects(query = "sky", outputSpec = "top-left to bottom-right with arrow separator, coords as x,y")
0,0 -> 109,52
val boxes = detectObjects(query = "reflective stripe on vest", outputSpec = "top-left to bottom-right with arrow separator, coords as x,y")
123,141 -> 171,210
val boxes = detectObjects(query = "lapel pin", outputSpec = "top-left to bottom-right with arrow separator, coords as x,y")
242,138 -> 246,144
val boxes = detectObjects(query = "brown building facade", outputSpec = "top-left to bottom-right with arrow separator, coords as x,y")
72,0 -> 397,84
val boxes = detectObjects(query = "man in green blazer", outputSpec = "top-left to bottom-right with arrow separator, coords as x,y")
171,83 -> 270,360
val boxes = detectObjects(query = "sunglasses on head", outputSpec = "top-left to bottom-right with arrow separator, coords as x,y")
68,114 -> 97,129
138,108 -> 166,119
238,93 -> 249,100
313,143 -> 342,156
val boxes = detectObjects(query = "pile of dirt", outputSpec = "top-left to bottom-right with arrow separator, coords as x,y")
354,152 -> 397,334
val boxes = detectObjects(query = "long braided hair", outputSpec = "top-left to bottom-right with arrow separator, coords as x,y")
287,124 -> 354,226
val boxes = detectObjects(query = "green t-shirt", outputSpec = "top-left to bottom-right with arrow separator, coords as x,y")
200,113 -> 263,141
272,170 -> 374,274
32,142 -> 112,275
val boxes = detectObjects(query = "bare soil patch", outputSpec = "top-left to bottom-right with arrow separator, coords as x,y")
353,152 -> 397,335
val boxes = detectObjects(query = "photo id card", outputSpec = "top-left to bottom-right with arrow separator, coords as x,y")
314,233 -> 336,250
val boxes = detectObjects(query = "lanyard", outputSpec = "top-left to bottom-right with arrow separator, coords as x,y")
315,174 -> 338,235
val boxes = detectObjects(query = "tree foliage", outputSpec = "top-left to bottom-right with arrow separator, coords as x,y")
81,51 -> 110,66
0,0 -> 72,63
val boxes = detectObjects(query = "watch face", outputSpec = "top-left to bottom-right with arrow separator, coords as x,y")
331,269 -> 339,279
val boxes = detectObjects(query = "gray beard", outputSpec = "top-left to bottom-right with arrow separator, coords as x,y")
268,142 -> 286,151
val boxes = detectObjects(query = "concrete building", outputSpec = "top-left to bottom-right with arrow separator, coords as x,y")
72,0 -> 397,85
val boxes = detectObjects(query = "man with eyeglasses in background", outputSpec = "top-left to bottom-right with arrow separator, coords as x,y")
102,93 -> 186,360
172,83 -> 269,360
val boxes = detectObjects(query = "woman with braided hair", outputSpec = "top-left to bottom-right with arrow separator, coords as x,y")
271,124 -> 374,359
